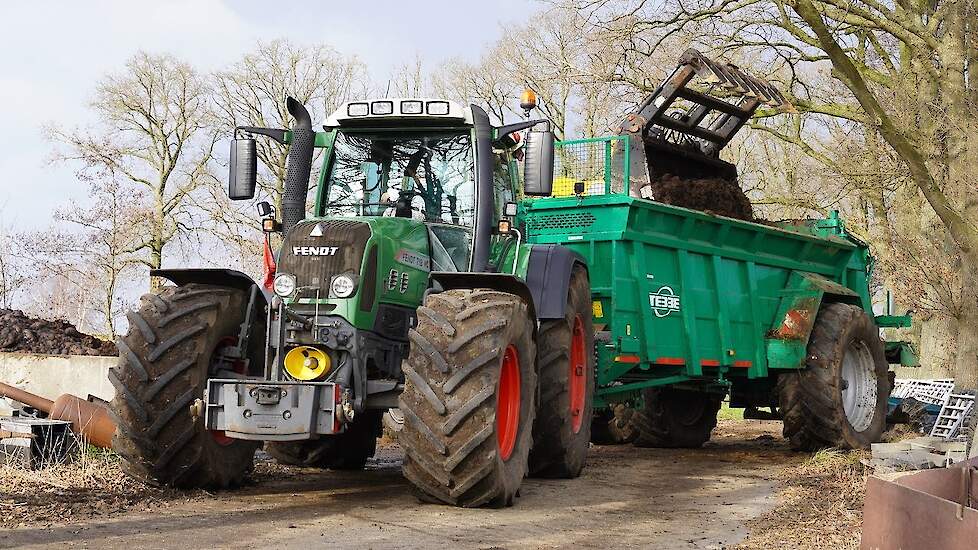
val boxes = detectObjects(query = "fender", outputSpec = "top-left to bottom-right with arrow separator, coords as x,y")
152,268 -> 271,303
765,271 -> 861,373
524,244 -> 588,320
429,271 -> 538,323
151,268 -> 269,377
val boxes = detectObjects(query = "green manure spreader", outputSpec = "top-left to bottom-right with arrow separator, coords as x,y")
109,49 -> 913,508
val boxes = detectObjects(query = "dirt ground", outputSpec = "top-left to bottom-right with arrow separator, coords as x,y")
1,419 -> 802,550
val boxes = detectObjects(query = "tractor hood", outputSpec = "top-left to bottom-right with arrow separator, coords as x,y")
276,216 -> 431,334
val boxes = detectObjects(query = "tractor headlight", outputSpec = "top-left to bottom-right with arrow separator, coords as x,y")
330,274 -> 356,298
273,273 -> 297,297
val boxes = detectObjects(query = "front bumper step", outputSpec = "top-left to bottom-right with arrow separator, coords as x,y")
204,379 -> 338,441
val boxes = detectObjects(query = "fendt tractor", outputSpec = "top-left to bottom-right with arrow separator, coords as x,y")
109,49 -> 914,507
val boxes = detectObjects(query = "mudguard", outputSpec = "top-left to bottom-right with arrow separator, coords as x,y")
429,272 -> 538,323
524,244 -> 588,320
765,271 -> 862,373
152,269 -> 271,304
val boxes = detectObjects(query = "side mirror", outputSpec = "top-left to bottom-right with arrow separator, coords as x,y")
523,128 -> 554,196
229,137 -> 257,200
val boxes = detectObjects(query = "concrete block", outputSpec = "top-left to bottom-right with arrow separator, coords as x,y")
906,436 -> 944,450
871,449 -> 936,471
946,451 -> 968,464
927,453 -> 950,468
0,352 -> 116,414
872,441 -> 912,456
930,440 -> 967,454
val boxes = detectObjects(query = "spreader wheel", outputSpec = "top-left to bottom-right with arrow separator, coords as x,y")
778,303 -> 890,451
398,289 -> 536,507
632,388 -> 722,448
528,265 -> 594,478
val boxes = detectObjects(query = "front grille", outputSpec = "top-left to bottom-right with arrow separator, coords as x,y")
278,220 -> 371,295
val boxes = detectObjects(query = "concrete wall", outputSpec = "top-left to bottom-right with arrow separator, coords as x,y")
0,352 -> 116,415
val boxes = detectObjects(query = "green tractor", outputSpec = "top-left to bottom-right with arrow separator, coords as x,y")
109,50 -> 912,508
109,89 -> 590,506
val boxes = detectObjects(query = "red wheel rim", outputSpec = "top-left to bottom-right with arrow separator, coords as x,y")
496,345 -> 521,461
569,315 -> 587,434
210,336 -> 244,446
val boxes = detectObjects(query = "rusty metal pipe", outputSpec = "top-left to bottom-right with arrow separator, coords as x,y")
0,382 -> 54,412
0,382 -> 115,448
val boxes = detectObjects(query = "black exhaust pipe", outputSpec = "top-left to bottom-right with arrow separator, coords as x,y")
281,97 -> 314,234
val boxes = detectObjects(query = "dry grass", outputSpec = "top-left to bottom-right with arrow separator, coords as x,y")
0,443 -> 169,529
0,440 -> 315,529
736,448 -> 870,549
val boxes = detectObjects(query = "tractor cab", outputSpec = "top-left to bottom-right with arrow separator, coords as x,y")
318,100 -> 481,271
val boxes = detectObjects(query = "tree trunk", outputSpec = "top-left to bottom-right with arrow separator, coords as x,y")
919,313 -> 957,379
953,255 -> 978,388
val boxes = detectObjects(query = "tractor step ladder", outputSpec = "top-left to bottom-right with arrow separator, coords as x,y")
930,392 -> 976,439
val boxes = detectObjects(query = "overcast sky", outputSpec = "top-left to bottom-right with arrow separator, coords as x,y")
0,0 -> 535,230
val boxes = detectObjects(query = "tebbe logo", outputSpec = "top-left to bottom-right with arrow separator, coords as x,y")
649,286 -> 681,317
292,246 -> 339,256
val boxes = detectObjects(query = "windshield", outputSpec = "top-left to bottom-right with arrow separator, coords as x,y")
322,130 -> 475,226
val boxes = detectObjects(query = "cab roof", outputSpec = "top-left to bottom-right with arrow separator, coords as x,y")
324,98 -> 472,127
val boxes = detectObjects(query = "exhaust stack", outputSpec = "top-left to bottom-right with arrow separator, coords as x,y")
281,97 -> 315,234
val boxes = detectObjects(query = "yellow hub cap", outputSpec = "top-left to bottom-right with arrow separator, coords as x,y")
284,346 -> 331,381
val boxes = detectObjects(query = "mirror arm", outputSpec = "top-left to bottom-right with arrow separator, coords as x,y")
236,126 -> 288,144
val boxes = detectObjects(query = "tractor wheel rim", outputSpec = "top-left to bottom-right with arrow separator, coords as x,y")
496,345 -> 521,461
841,339 -> 877,432
569,315 -> 587,434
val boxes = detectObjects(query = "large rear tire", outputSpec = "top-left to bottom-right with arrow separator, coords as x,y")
398,289 -> 536,507
528,265 -> 594,478
632,388 -> 722,448
108,284 -> 259,488
778,302 -> 889,451
265,410 -> 381,470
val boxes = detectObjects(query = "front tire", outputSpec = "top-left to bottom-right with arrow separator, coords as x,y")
778,303 -> 889,451
108,284 -> 259,488
398,289 -> 536,507
632,388 -> 722,448
528,265 -> 594,478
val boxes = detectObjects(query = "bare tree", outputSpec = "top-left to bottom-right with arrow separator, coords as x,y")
213,40 -> 370,216
19,180 -> 143,337
431,57 -> 519,124
48,52 -> 218,290
390,54 -> 429,97
0,211 -> 27,309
